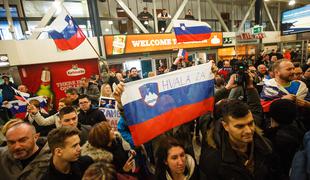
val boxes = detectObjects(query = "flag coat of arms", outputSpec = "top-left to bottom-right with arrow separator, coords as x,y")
173,20 -> 212,43
48,7 -> 86,50
121,62 -> 215,145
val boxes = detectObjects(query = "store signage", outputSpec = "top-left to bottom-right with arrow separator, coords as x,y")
66,65 -> 86,76
104,32 -> 223,56
237,33 -> 265,40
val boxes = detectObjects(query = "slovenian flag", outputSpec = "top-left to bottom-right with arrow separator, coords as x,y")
121,62 -> 215,146
178,49 -> 189,62
12,87 -> 30,102
48,7 -> 86,50
173,20 -> 212,43
3,96 -> 47,119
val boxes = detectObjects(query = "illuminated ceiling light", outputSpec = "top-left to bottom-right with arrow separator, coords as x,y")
264,0 -> 269,1
144,21 -> 149,25
289,0 -> 296,6
105,28 -> 109,32
108,21 -> 113,25
53,0 -> 61,8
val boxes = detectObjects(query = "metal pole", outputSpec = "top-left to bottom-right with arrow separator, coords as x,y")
87,0 -> 103,56
231,0 -> 234,31
114,0 -> 149,33
255,0 -> 263,25
206,0 -> 229,32
4,0 -> 16,39
263,1 -> 276,31
238,0 -> 256,32
153,0 -> 158,33
198,0 -> 201,21
277,2 -> 281,31
30,0 -> 64,39
165,0 -> 189,33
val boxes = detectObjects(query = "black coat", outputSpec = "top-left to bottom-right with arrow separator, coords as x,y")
264,121 -> 305,178
200,131 -> 278,180
42,156 -> 93,180
78,107 -> 106,126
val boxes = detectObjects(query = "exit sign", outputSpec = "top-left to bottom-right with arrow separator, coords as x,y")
252,26 -> 263,34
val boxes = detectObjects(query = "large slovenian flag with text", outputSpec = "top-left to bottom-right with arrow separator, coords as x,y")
173,20 -> 212,43
122,62 -> 215,145
48,7 -> 86,50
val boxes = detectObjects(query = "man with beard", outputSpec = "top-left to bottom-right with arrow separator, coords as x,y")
200,100 -> 277,180
0,119 -> 51,179
42,126 -> 93,180
261,60 -> 309,111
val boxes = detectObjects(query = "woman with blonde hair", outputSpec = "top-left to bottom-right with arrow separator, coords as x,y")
100,83 -> 113,97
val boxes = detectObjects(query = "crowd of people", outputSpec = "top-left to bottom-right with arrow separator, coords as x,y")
0,49 -> 310,179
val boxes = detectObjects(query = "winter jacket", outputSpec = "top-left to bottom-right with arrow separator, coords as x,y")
0,140 -> 51,180
264,121 -> 305,178
78,106 -> 106,126
42,156 -> 93,180
81,141 -> 113,163
78,123 -> 91,145
199,129 -> 277,180
290,131 -> 310,180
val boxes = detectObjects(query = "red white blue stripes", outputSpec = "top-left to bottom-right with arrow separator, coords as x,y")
48,7 -> 85,51
122,62 -> 215,146
173,20 -> 212,43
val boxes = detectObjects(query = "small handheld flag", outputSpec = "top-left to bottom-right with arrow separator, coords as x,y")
177,49 -> 189,62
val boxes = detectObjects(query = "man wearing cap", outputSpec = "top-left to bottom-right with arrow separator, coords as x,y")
0,75 -> 17,101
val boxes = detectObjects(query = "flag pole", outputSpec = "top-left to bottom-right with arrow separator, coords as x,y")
61,5 -> 101,59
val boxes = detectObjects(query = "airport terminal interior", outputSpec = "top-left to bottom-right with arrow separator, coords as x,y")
0,0 -> 310,179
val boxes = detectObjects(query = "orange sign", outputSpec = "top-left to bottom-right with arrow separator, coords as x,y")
104,33 -> 223,56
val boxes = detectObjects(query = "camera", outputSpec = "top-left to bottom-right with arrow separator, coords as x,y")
232,61 -> 248,86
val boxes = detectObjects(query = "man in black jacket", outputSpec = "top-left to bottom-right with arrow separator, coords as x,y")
78,95 -> 106,126
59,106 -> 91,145
199,73 -> 278,180
43,126 -> 93,180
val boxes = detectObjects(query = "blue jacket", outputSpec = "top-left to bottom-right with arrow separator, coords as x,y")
290,131 -> 310,180
117,116 -> 134,148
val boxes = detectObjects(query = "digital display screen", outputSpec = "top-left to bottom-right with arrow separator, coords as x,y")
281,5 -> 310,35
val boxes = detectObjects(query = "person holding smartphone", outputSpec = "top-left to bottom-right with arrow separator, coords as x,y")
81,121 -> 137,176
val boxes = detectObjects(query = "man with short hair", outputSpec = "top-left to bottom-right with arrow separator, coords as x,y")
261,60 -> 310,111
78,77 -> 100,105
125,67 -> 141,83
65,87 -> 79,108
0,119 -> 51,179
199,100 -> 277,180
78,95 -> 106,126
42,126 -> 93,179
59,106 -> 91,145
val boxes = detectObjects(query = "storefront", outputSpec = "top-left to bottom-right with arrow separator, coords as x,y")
103,32 -> 223,77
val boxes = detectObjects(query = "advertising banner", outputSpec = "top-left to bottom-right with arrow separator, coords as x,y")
18,59 -> 99,109
281,5 -> 310,35
104,32 -> 223,56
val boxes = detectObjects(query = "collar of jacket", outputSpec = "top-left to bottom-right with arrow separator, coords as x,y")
220,131 -> 272,164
